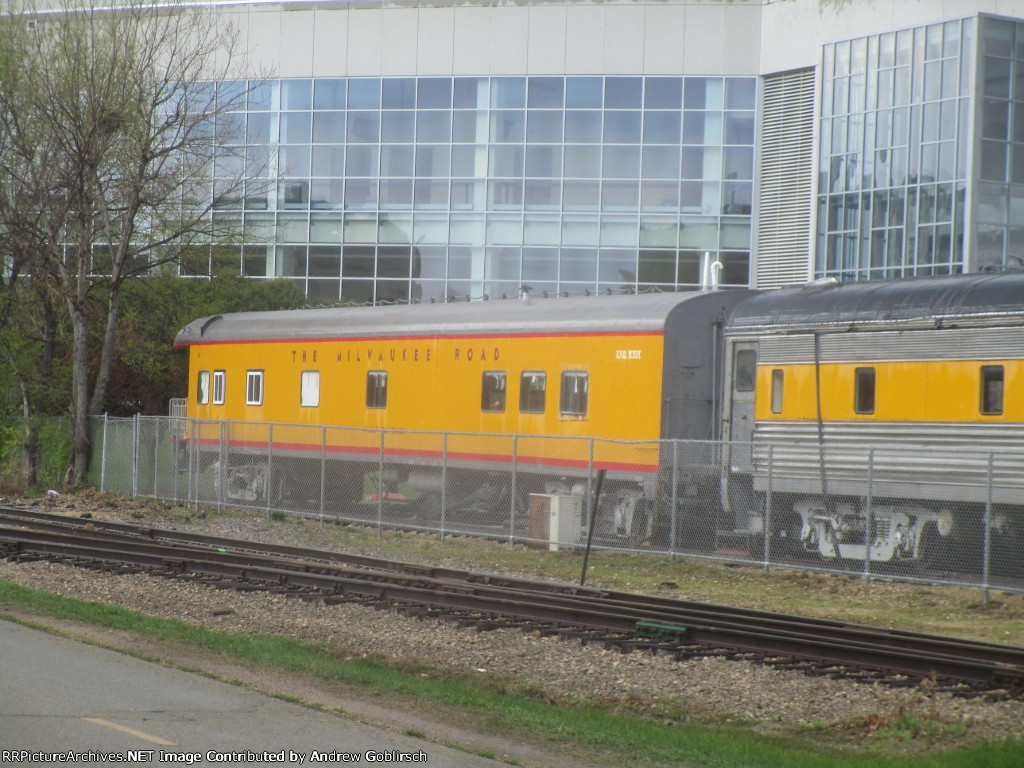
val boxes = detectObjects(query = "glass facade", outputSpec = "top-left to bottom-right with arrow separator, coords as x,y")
975,16 -> 1024,269
193,75 -> 756,302
817,18 -> 975,280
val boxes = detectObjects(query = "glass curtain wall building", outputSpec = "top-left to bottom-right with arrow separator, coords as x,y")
204,75 -> 755,303
816,14 -> 1024,280
37,0 -> 1024,296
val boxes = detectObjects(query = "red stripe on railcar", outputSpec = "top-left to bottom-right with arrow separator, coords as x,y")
188,438 -> 658,474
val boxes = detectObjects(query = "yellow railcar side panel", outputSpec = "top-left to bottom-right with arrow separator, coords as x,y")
756,360 -> 1022,422
187,332 -> 664,445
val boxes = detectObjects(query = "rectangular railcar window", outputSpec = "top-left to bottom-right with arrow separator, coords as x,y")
771,369 -> 784,414
734,349 -> 756,392
197,371 -> 210,405
560,371 -> 588,416
301,370 -> 320,407
981,365 -> 1004,415
213,370 -> 226,405
246,370 -> 264,406
366,370 -> 388,409
481,371 -> 507,412
520,371 -> 546,413
854,367 -> 875,414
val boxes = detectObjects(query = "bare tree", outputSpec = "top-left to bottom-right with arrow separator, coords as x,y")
0,0 -> 267,485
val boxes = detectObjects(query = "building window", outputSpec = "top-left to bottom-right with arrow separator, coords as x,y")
246,370 -> 264,406
197,371 -> 210,404
301,370 -> 320,407
734,349 -> 756,392
560,371 -> 588,416
189,75 -> 756,299
213,370 -> 226,405
481,371 -> 506,412
366,370 -> 388,409
981,365 -> 1004,415
816,19 -> 974,280
519,371 -> 546,414
771,369 -> 784,414
854,367 -> 875,414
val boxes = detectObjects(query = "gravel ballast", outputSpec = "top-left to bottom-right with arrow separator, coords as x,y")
1,497 -> 1023,747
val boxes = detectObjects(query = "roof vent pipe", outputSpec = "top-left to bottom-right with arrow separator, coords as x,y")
701,251 -> 723,291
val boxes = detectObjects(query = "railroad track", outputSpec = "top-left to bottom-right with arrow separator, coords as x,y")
1,505 -> 1022,697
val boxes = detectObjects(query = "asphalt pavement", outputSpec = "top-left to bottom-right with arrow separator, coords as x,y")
0,619 -> 498,767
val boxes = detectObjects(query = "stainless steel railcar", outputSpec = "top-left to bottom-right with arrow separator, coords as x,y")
722,272 -> 1024,565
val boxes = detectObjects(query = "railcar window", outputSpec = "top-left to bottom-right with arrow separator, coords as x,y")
981,366 -> 1004,415
481,371 -> 507,412
520,371 -> 546,413
246,370 -> 264,406
734,349 -> 756,392
301,370 -> 320,407
771,369 -> 784,414
366,370 -> 388,409
854,367 -> 875,414
560,371 -> 588,416
197,371 -> 210,405
213,370 -> 226,405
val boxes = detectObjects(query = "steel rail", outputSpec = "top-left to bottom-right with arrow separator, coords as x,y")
3,506 -> 1021,668
2,508 -> 1023,690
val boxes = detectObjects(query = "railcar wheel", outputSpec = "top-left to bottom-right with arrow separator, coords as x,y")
916,521 -> 945,571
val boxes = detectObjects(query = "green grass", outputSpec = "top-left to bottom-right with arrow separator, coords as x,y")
1,579 -> 1022,768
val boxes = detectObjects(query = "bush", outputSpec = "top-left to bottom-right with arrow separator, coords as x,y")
0,416 -> 70,493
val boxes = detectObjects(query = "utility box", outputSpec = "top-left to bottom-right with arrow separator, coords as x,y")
528,493 -> 584,551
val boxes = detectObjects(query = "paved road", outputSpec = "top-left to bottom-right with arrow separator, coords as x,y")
0,620 -> 497,767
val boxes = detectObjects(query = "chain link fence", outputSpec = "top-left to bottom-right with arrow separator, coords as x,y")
89,414 -> 1024,596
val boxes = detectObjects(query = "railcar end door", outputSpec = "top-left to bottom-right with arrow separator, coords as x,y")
725,341 -> 758,473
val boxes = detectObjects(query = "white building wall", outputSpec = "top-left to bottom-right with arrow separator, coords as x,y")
224,0 -> 762,78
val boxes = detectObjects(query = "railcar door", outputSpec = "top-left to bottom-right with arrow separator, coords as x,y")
725,341 -> 758,473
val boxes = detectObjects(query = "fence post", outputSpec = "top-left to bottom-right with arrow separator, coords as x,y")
983,453 -> 993,604
588,437 -> 595,506
100,413 -> 109,493
216,421 -> 225,512
764,444 -> 773,572
191,420 -> 200,509
377,429 -> 385,539
669,440 -> 678,557
153,418 -> 160,499
187,420 -> 195,509
266,423 -> 275,518
509,434 -> 518,547
863,447 -> 873,584
132,413 -> 140,498
320,425 -> 327,526
440,432 -> 448,541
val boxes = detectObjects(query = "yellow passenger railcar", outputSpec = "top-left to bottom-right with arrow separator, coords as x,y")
174,271 -> 1024,566
175,290 -> 748,524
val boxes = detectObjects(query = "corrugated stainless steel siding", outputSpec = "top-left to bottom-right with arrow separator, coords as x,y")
757,327 -> 1024,363
750,421 -> 1024,504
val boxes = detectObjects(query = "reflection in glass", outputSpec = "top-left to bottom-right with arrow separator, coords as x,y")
199,75 -> 756,296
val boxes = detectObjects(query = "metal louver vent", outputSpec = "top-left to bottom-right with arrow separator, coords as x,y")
756,68 -> 815,289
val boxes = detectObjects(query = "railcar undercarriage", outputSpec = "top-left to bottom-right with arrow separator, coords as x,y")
789,497 -> 1018,565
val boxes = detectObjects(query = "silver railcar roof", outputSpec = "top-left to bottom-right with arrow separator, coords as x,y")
726,272 -> 1024,333
175,291 -> 733,345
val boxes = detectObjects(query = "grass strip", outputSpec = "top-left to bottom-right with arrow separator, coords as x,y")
0,579 -> 1021,768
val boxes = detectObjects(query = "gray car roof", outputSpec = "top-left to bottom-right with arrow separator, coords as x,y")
175,291 -> 735,345
726,272 -> 1024,333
